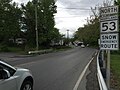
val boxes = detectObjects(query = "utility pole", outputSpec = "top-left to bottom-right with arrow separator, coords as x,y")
67,30 -> 69,46
35,0 -> 39,51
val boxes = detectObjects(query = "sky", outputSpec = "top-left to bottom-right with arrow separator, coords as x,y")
13,0 -> 113,37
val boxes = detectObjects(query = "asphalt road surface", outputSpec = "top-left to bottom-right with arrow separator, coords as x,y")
4,47 -> 97,90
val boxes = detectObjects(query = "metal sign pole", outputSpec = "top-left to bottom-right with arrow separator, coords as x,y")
106,50 -> 110,90
102,50 -> 104,61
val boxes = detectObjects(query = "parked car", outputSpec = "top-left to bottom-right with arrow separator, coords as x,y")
0,60 -> 33,90
81,44 -> 85,48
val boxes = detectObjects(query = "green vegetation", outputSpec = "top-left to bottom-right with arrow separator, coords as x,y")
0,0 -> 63,52
74,18 -> 99,46
53,45 -> 72,51
111,54 -> 120,76
111,54 -> 120,89
73,0 -> 120,48
111,1 -> 120,88
0,44 -> 24,53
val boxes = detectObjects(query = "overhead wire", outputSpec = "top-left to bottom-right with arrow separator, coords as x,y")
55,7 -> 93,19
57,7 -> 91,10
55,16 -> 84,18
55,7 -> 91,18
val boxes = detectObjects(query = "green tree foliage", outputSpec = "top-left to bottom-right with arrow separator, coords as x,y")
21,2 -> 36,47
50,28 -> 62,43
21,0 -> 59,48
0,0 -> 62,50
74,17 -> 100,46
0,0 -> 22,44
114,0 -> 120,52
114,0 -> 120,5
74,1 -> 120,47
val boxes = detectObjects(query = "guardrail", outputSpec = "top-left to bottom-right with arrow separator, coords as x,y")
28,49 -> 53,54
97,51 -> 108,90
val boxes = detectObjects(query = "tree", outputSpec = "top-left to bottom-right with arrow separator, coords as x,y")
0,0 -> 22,44
21,0 -> 58,48
74,14 -> 100,46
114,0 -> 120,52
21,1 -> 36,47
74,1 -> 117,46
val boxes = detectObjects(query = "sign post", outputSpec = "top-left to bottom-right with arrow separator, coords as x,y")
100,6 -> 119,90
107,50 -> 110,90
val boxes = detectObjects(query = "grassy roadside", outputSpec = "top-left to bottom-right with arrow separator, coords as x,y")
111,54 -> 120,89
0,45 -> 72,54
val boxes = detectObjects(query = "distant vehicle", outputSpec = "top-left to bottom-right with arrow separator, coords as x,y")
15,38 -> 26,45
0,60 -> 33,90
81,44 -> 85,48
73,41 -> 83,46
86,44 -> 89,47
77,42 -> 83,46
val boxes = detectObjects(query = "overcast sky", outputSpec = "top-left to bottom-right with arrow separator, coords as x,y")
13,0 -> 113,37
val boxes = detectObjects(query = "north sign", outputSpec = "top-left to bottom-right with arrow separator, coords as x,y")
100,6 -> 118,15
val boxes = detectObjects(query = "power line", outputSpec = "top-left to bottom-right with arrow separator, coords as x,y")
55,16 -> 83,18
57,7 -> 91,10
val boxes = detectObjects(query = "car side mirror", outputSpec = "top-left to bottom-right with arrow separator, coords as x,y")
0,69 -> 10,79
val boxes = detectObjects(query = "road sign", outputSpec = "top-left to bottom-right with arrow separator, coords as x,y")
100,6 -> 118,16
100,6 -> 119,89
100,6 -> 119,50
100,15 -> 118,21
100,33 -> 119,50
100,20 -> 118,33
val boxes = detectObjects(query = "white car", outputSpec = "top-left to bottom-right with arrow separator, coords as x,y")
0,60 -> 33,90
81,44 -> 85,48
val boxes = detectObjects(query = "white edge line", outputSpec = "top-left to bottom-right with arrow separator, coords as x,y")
95,51 -> 98,56
73,57 -> 94,90
15,61 -> 38,67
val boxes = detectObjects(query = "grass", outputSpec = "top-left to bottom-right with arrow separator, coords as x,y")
0,45 -> 26,54
111,54 -> 120,89
8,47 -> 22,52
8,47 -> 27,54
0,45 -> 72,55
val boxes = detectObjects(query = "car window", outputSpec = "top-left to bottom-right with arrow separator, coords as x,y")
0,63 -> 16,76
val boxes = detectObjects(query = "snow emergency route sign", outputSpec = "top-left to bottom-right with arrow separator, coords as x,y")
100,33 -> 119,50
100,6 -> 119,50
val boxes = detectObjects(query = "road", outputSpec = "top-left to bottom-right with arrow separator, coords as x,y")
3,47 -> 96,90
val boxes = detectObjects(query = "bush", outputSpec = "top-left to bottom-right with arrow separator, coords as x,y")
111,50 -> 120,54
52,45 -> 71,50
0,45 -> 10,52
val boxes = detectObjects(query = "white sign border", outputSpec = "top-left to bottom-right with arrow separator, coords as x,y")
100,33 -> 119,50
100,19 -> 118,33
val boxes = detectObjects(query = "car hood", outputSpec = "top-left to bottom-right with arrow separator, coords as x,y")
15,67 -> 29,72
14,67 -> 33,78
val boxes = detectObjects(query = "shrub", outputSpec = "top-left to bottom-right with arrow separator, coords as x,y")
0,45 -> 9,52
